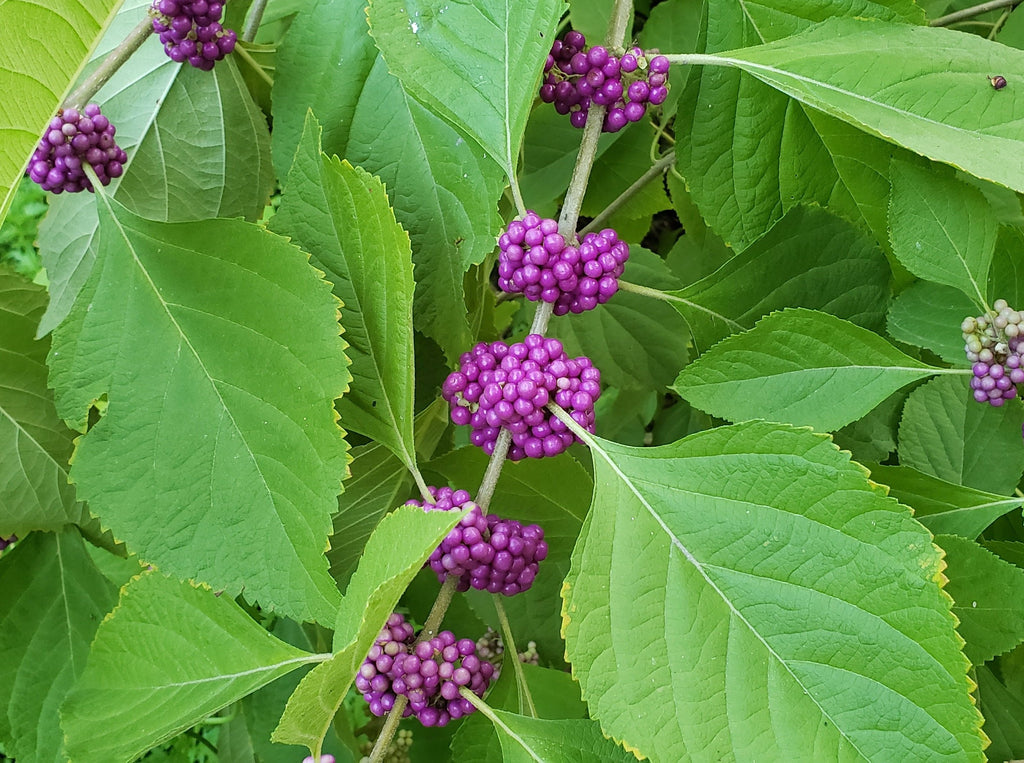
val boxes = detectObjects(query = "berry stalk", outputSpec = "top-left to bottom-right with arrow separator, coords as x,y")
63,15 -> 155,111
241,0 -> 271,42
580,150 -> 676,236
494,597 -> 538,718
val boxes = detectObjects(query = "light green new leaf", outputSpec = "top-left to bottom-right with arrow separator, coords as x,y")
938,534 -> 1024,665
0,529 -> 117,762
62,572 -> 326,763
48,196 -> 349,625
868,463 -> 1022,539
675,3 -> 916,250
672,308 -> 944,431
0,272 -> 80,534
700,17 -> 1024,195
889,160 -> 997,308
898,375 -> 1024,495
563,421 -> 984,761
37,0 -> 275,336
0,0 -> 122,227
367,0 -> 565,180
272,114 -> 415,470
666,206 -> 890,351
272,0 -> 504,360
272,506 -> 463,753
886,281 -> 977,365
483,709 -> 637,763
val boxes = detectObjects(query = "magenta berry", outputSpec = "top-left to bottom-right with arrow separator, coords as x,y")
498,212 -> 629,315
540,31 -> 670,132
962,299 -> 1024,407
150,0 -> 237,69
442,335 -> 600,460
27,105 -> 127,194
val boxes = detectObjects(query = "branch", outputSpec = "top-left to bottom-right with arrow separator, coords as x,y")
930,0 -> 1021,26
581,150 -> 675,235
64,15 -> 154,111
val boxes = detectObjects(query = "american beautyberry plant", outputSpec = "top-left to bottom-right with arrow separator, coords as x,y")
5,0 -> 1024,761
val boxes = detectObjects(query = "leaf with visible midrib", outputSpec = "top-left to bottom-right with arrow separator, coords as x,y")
0,0 -> 122,226
562,421 -> 984,761
367,0 -> 564,180
0,272 -> 80,533
0,528 -> 117,762
484,710 -> 637,763
48,194 -> 349,625
272,114 -> 416,471
672,308 -> 943,431
61,572 -> 325,763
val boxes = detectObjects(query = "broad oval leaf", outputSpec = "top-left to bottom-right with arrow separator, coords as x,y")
562,421 -> 984,761
939,534 -> 1024,665
672,308 -> 944,431
272,0 -> 504,359
272,114 -> 416,470
868,463 -> 1022,539
898,375 -> 1024,495
700,17 -> 1024,195
0,272 -> 80,533
366,0 -> 565,181
666,205 -> 890,352
48,196 -> 350,625
272,506 -> 464,753
0,528 -> 117,762
483,709 -> 637,763
0,0 -> 122,226
61,572 -> 326,763
889,159 -> 997,308
886,281 -> 976,365
37,0 -> 274,337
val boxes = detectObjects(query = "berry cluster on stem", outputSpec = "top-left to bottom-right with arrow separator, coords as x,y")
151,0 -> 237,69
27,106 -> 126,193
540,30 -> 670,132
962,298 -> 1024,406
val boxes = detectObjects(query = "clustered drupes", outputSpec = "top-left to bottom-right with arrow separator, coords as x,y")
498,212 -> 629,315
442,335 -> 600,461
355,613 -> 495,727
540,30 -> 670,132
406,486 -> 548,596
962,299 -> 1024,407
151,0 -> 237,69
27,105 -> 127,193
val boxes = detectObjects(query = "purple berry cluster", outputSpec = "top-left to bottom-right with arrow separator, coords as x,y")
356,613 -> 494,728
150,0 -> 237,70
27,105 -> 126,194
406,486 -> 549,596
539,31 -> 670,132
497,212 -> 629,315
442,335 -> 600,460
962,299 -> 1024,407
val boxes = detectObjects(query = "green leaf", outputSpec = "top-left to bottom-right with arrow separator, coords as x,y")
888,160 -> 997,308
938,534 -> 1024,664
868,463 -> 1022,539
62,572 -> 325,763
886,281 -> 977,365
666,205 -> 891,352
0,0 -> 122,226
48,196 -> 349,625
562,421 -> 984,761
272,506 -> 463,753
37,0 -> 275,336
328,399 -> 451,590
701,17 -> 1024,195
0,272 -> 80,534
976,663 -> 1024,763
897,375 -> 1024,495
272,0 -> 504,359
0,528 -> 117,761
672,308 -> 943,431
675,4 -> 914,250
483,709 -> 637,763
550,249 -> 690,392
366,0 -> 565,181
831,390 -> 904,464
272,115 -> 416,469
990,225 -> 1024,307
579,121 -> 671,222
428,446 -> 592,664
